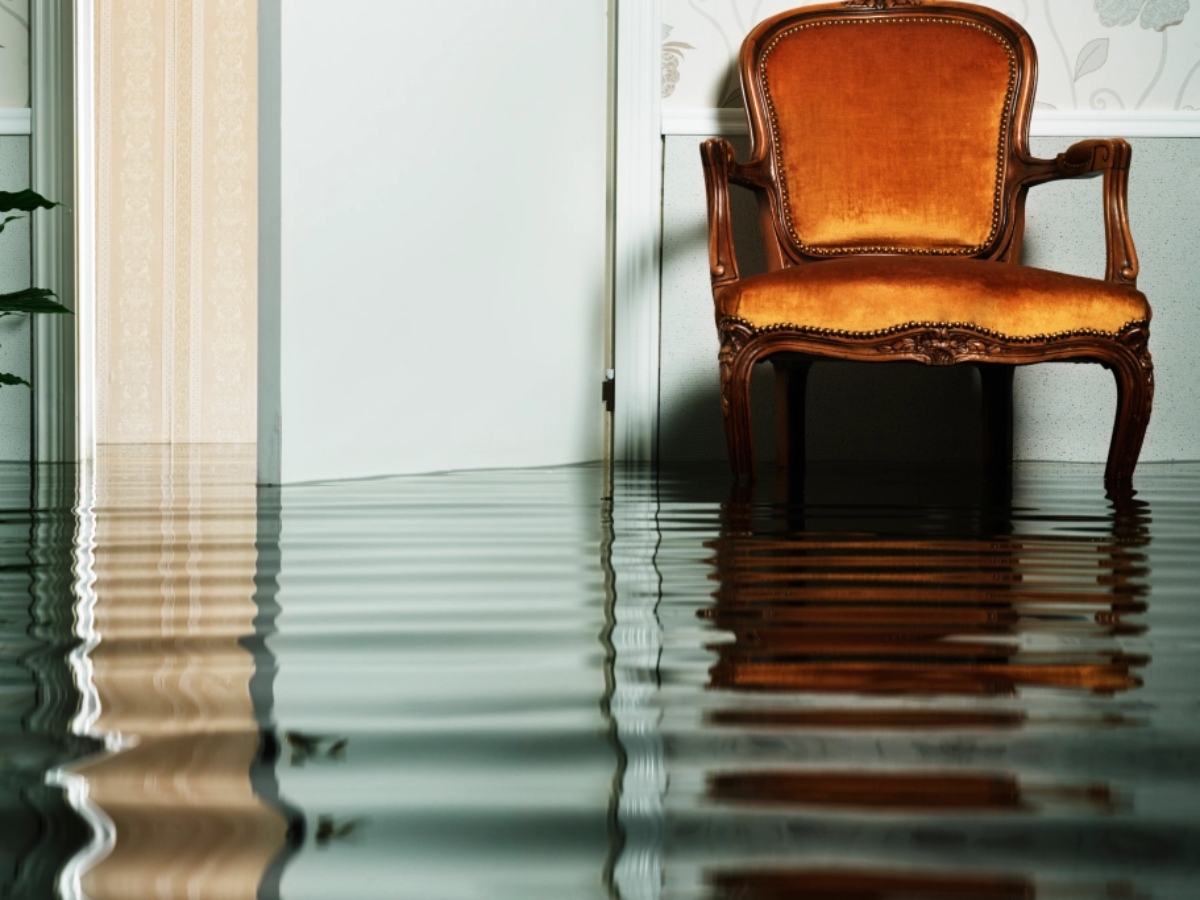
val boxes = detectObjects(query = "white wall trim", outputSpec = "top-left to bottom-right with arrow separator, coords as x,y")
612,0 -> 662,464
661,108 -> 745,136
258,0 -> 281,484
0,108 -> 32,134
74,0 -> 96,464
663,107 -> 1200,137
1033,110 -> 1200,137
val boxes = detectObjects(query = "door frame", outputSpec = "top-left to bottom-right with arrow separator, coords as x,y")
31,0 -> 83,462
24,0 -> 97,464
27,0 -> 96,464
611,0 -> 662,463
74,0 -> 96,463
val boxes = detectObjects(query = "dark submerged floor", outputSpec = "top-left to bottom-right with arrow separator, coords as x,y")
2,455 -> 1199,898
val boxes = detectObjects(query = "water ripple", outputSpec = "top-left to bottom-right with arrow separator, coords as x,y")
2,455 -> 1199,899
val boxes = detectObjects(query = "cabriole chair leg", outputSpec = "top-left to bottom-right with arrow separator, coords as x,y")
722,358 -> 756,482
1104,353 -> 1154,483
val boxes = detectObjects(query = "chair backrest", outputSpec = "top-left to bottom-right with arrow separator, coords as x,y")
740,1 -> 1036,264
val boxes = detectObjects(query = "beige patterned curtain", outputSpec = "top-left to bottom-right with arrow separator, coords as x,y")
95,0 -> 257,443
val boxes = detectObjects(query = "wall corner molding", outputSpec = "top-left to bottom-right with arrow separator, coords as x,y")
662,107 -> 1200,138
258,0 -> 282,485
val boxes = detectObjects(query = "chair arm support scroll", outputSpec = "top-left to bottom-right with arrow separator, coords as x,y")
701,138 -> 742,295
1055,138 -> 1130,178
1023,139 -> 1139,288
702,139 -> 772,318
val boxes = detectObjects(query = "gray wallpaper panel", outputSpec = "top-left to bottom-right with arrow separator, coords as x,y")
0,136 -> 30,462
659,135 -> 1200,464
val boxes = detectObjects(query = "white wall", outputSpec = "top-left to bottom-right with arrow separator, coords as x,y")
260,0 -> 609,483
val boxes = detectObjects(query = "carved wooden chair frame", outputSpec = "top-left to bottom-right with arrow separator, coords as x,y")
700,0 -> 1152,483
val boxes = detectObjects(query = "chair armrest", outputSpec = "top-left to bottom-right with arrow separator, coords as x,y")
700,139 -> 742,293
1023,138 -> 1139,288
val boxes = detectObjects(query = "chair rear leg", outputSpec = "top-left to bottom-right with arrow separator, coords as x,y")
1105,350 -> 1153,483
772,359 -> 811,472
979,364 -> 1014,472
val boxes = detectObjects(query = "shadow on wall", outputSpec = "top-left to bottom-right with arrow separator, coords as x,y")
659,135 -> 987,465
659,361 -> 987,466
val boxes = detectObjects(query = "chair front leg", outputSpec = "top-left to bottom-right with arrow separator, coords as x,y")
720,321 -> 756,481
1105,327 -> 1154,483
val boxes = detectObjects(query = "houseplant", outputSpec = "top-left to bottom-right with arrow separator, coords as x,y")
0,189 -> 71,387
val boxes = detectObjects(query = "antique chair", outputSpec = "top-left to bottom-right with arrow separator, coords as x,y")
701,0 -> 1152,483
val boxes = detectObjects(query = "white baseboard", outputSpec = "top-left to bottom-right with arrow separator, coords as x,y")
0,108 -> 32,135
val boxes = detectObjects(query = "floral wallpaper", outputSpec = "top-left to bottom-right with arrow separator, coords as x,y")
0,0 -> 28,107
662,0 -> 1200,111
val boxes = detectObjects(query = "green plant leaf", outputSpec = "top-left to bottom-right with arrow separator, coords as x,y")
0,288 -> 72,314
0,189 -> 59,214
0,214 -> 22,235
0,372 -> 31,389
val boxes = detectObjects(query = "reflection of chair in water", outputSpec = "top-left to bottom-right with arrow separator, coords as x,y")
705,497 -> 1151,697
698,484 -> 1150,894
701,2 -> 1153,482
705,535 -> 1149,696
709,867 -> 1034,899
708,769 -> 1114,814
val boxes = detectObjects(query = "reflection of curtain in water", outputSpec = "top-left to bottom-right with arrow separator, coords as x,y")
52,448 -> 289,900
604,468 -> 667,900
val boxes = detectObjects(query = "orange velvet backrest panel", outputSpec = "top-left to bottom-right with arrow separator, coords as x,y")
755,12 -> 1018,256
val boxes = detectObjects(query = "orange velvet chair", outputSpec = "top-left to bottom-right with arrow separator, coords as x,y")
701,0 -> 1152,482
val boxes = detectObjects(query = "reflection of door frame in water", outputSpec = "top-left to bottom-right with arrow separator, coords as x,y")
247,484 -> 307,896
45,459 -> 116,900
603,470 -> 666,900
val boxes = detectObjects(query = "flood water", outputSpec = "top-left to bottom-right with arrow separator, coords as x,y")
2,449 -> 1199,898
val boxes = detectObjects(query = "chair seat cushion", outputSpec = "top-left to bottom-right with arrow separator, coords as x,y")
728,256 -> 1150,338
